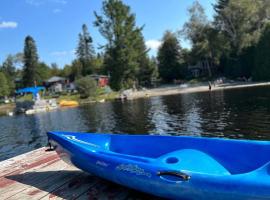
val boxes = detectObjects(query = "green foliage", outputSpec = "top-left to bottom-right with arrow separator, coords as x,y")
182,1 -> 230,77
138,57 -> 159,86
60,64 -> 73,78
70,59 -> 83,80
180,0 -> 270,80
157,31 -> 183,82
50,63 -> 61,76
0,72 -> 10,97
94,0 -> 148,90
2,55 -> 16,78
1,55 -> 16,93
22,35 -> 39,87
75,76 -> 97,98
91,53 -> 105,74
182,1 -> 209,45
213,0 -> 270,54
253,23 -> 270,81
76,24 -> 95,76
37,62 -> 52,84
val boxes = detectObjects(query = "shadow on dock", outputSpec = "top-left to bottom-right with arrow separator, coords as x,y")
6,170 -> 163,199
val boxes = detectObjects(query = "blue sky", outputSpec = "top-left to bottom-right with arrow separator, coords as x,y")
0,0 -> 215,68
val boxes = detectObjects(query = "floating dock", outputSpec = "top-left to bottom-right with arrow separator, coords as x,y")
0,147 -> 158,200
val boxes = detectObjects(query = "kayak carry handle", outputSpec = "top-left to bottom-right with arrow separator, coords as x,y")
157,171 -> 191,181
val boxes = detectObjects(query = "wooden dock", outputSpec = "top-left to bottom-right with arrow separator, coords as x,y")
0,147 -> 160,200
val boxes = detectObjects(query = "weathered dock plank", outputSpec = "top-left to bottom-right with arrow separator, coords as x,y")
4,162 -> 77,199
0,147 -> 160,200
0,147 -> 55,178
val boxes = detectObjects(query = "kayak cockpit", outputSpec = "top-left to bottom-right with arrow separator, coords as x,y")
109,134 -> 270,175
157,149 -> 231,175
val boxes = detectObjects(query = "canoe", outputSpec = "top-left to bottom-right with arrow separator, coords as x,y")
47,132 -> 270,200
59,100 -> 79,107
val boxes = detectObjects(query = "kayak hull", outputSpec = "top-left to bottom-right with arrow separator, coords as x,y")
47,132 -> 270,200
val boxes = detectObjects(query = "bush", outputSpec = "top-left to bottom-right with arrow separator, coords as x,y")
75,76 -> 97,98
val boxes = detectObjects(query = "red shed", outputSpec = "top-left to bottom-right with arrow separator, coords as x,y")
89,74 -> 109,87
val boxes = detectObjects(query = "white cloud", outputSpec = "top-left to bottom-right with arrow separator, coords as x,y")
53,8 -> 62,13
26,0 -> 67,6
145,40 -> 162,50
0,21 -> 18,29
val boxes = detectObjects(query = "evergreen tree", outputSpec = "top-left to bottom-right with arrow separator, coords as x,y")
94,0 -> 146,90
135,31 -> 158,87
76,24 -> 95,76
157,31 -> 183,82
22,36 -> 39,87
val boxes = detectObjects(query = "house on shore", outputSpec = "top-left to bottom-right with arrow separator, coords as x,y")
89,74 -> 109,87
188,60 -> 216,78
45,76 -> 76,93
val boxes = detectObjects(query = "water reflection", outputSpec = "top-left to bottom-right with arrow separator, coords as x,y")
1,86 -> 270,161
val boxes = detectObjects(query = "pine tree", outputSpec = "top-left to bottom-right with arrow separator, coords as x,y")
94,0 -> 146,90
76,24 -> 95,76
157,31 -> 183,82
134,29 -> 157,86
22,36 -> 39,87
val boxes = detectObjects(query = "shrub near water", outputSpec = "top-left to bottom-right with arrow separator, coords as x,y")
75,76 -> 97,98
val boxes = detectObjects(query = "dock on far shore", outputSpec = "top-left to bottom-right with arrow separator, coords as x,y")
0,148 -> 158,200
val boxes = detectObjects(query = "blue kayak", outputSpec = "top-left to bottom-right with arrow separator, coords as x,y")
47,131 -> 270,200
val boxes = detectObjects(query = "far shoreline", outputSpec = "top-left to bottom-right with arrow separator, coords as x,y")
127,81 -> 270,100
1,81 -> 270,116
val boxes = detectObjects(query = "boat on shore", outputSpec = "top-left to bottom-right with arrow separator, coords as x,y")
15,87 -> 58,115
59,100 -> 79,107
47,132 -> 270,200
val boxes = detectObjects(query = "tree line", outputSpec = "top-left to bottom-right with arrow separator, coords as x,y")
1,0 -> 270,97
158,0 -> 270,82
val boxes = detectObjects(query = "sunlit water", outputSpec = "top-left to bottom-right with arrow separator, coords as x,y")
1,86 -> 270,161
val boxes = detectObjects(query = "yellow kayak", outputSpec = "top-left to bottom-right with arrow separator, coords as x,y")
59,100 -> 79,107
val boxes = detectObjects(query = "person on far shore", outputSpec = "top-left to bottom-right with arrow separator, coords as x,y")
208,81 -> 212,91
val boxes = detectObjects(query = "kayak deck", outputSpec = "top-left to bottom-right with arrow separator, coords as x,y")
0,147 -> 161,200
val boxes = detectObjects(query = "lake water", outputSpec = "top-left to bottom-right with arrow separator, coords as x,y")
1,86 -> 270,161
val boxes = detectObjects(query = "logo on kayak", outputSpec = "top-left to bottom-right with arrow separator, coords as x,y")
116,164 -> 152,178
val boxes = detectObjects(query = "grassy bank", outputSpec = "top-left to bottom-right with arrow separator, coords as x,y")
44,91 -> 120,105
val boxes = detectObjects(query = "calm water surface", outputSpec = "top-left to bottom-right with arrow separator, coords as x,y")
1,86 -> 270,161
